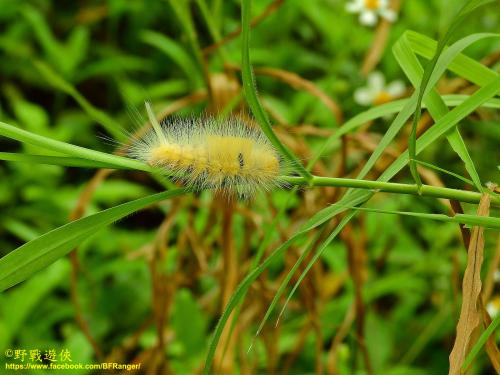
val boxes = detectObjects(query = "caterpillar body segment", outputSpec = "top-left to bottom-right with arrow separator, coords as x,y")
129,114 -> 285,198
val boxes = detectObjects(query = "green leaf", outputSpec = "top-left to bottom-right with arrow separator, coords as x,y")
394,31 -> 500,192
0,121 -> 149,171
414,160 -> 474,186
405,0 -> 497,187
406,30 -> 498,87
0,189 -> 187,292
0,152 -> 133,169
251,228 -> 325,343
329,205 -> 500,230
273,211 -> 356,328
310,95 -> 500,167
381,76 -> 500,182
203,234 -> 303,375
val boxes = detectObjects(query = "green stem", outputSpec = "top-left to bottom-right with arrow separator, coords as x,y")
241,0 -> 313,182
282,176 -> 498,205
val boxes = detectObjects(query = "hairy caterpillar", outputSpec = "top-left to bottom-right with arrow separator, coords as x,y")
128,103 -> 285,198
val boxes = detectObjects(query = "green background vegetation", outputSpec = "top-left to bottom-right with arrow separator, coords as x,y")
0,0 -> 499,374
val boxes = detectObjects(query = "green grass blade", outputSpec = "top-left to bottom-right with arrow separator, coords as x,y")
406,30 -> 499,86
394,31 -> 500,192
405,0 -> 496,187
357,93 -> 419,181
310,95 -> 500,167
414,160 -> 474,186
275,211 -> 357,325
299,191 -> 370,233
202,234 -> 305,375
0,189 -> 187,291
241,0 -> 312,181
380,76 -> 500,182
455,213 -> 500,228
194,0 -> 229,61
460,0 -> 497,14
251,228 -> 325,345
445,128 -> 482,191
425,33 -> 500,96
167,0 -> 205,80
0,152 -> 133,169
332,206 -> 500,230
444,95 -> 500,108
22,6 -> 61,60
0,121 -> 150,171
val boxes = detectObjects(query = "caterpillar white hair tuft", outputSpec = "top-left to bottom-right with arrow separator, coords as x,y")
128,102 -> 287,198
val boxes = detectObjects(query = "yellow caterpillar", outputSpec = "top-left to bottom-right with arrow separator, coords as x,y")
128,103 -> 284,198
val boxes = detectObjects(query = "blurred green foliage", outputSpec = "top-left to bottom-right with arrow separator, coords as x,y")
0,0 -> 499,374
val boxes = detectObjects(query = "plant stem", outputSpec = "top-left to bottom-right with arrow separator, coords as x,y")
282,176 -> 499,206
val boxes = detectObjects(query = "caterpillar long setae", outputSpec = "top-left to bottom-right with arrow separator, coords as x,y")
128,103 -> 286,198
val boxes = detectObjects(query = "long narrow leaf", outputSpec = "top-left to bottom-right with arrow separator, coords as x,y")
0,189 -> 187,291
325,205 -> 500,230
406,0 -> 496,187
406,30 -> 498,86
0,152 -> 133,169
394,32 -> 500,191
0,121 -> 149,171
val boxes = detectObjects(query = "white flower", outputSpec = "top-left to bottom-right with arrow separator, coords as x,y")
486,296 -> 500,318
346,0 -> 397,26
354,71 -> 405,106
